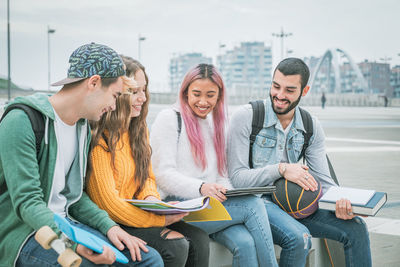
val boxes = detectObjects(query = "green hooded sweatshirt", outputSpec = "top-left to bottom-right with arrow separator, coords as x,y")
0,93 -> 117,267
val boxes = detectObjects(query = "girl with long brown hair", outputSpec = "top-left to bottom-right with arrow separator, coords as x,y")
87,56 -> 209,267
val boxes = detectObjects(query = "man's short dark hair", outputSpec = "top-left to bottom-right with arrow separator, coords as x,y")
101,77 -> 119,88
274,58 -> 310,90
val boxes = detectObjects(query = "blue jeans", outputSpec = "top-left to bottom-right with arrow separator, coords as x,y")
17,218 -> 163,267
263,196 -> 371,267
190,195 -> 278,267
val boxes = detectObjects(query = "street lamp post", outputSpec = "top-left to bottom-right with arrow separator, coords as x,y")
272,27 -> 292,60
218,43 -> 226,56
379,56 -> 392,64
217,43 -> 226,69
138,34 -> 146,61
47,26 -> 55,91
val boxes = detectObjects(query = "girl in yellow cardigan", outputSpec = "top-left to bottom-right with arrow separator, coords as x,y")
87,56 -> 209,267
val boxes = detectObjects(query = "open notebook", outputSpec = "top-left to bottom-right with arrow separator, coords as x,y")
125,196 -> 232,222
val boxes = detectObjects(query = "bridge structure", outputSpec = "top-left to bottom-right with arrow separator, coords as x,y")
308,48 -> 369,94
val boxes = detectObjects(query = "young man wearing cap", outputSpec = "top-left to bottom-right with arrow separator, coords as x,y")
227,58 -> 371,267
0,43 -> 162,266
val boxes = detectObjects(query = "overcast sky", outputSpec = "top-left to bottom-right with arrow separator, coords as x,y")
0,0 -> 399,91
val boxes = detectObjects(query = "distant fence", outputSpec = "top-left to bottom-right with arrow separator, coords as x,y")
150,92 -> 400,107
2,88 -> 399,107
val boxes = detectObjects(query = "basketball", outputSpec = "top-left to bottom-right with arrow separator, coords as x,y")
272,177 -> 322,219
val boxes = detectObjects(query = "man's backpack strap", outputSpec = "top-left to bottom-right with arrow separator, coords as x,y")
175,111 -> 182,140
298,108 -> 313,163
298,108 -> 339,185
0,103 -> 45,194
1,103 -> 44,156
249,100 -> 265,169
326,155 -> 339,185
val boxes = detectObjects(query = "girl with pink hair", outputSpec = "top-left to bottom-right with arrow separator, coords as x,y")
150,64 -> 278,267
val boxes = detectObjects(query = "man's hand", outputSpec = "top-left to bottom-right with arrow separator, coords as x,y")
335,198 -> 357,220
165,213 -> 188,226
107,225 -> 148,262
281,163 -> 318,191
200,183 -> 227,202
76,244 -> 116,265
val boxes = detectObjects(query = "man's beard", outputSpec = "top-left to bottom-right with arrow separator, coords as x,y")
270,93 -> 302,115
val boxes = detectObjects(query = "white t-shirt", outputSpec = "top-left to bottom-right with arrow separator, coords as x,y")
281,119 -> 294,164
47,110 -> 78,216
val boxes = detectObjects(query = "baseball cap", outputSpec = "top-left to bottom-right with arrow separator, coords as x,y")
52,42 -> 126,86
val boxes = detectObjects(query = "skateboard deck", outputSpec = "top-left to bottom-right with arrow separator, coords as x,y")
54,214 -> 129,264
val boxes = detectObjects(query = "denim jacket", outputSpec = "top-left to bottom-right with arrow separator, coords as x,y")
252,99 -> 307,169
228,98 -> 336,194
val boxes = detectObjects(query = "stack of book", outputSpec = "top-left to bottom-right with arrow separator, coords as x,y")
318,186 -> 387,216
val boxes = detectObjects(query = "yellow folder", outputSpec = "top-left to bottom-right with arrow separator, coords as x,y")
183,197 -> 232,222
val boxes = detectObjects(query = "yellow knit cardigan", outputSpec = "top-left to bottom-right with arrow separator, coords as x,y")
87,132 -> 165,228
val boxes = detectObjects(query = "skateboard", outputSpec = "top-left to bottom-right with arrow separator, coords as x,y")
35,214 -> 129,267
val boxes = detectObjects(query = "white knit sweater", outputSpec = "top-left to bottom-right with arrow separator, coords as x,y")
150,107 -> 233,200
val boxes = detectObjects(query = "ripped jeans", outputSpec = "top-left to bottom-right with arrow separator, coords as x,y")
121,221 -> 209,267
263,196 -> 371,267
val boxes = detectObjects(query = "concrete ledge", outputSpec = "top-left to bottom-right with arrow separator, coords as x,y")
208,217 -> 400,267
366,217 -> 400,266
209,241 -> 318,267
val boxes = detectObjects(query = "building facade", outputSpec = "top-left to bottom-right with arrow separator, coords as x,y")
217,42 -> 272,97
391,65 -> 400,98
169,53 -> 212,92
358,60 -> 393,96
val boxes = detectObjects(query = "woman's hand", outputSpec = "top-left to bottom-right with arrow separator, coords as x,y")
144,196 -> 160,202
200,183 -> 227,202
165,213 -> 189,226
144,196 -> 187,226
106,225 -> 148,262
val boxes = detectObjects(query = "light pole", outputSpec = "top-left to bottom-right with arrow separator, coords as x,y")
7,0 -> 11,101
138,34 -> 146,61
217,43 -> 226,69
272,27 -> 292,60
379,56 -> 392,64
218,43 -> 226,55
47,26 -> 55,91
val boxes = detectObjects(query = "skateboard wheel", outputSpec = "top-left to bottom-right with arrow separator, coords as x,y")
58,248 -> 82,267
35,226 -> 58,250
